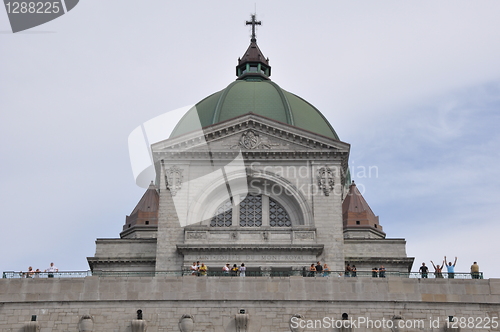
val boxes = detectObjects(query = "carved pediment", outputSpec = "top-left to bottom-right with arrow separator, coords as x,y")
152,114 -> 350,155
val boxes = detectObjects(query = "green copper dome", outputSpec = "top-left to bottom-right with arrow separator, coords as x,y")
170,79 -> 339,140
170,16 -> 339,140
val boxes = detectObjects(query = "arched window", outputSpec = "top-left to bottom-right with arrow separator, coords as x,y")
239,195 -> 262,227
210,200 -> 233,227
210,194 -> 291,227
269,198 -> 292,227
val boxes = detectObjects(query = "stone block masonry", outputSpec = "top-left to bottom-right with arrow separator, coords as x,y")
0,276 -> 499,331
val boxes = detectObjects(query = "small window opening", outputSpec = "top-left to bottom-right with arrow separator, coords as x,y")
145,220 -> 149,225
356,221 -> 360,225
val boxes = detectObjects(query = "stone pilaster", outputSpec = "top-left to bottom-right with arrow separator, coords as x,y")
155,162 -> 184,272
311,162 -> 345,271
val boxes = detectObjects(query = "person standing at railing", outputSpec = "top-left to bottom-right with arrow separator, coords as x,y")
230,264 -> 239,276
470,261 -> 480,279
372,267 -> 378,277
26,266 -> 34,278
308,263 -> 316,277
351,265 -> 357,277
239,263 -> 246,277
34,269 -> 41,278
45,262 -> 58,278
344,264 -> 351,277
222,263 -> 230,276
198,263 -> 207,276
445,256 -> 457,279
379,265 -> 386,278
315,261 -> 323,276
323,264 -> 330,277
430,259 -> 444,278
190,262 -> 198,276
419,263 -> 429,278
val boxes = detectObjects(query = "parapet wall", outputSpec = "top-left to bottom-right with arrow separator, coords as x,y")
1,276 -> 499,331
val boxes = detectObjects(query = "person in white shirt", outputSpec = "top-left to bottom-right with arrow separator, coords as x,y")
45,262 -> 58,278
239,263 -> 246,277
190,262 -> 198,276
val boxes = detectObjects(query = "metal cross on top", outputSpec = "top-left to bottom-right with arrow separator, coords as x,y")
246,14 -> 261,42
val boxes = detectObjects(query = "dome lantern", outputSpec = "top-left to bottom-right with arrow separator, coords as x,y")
236,14 -> 271,80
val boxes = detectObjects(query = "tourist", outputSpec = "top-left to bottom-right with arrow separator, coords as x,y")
419,263 -> 429,278
308,264 -> 316,277
196,261 -> 201,276
34,269 -> 41,278
230,264 -> 239,276
45,262 -> 58,278
372,267 -> 378,278
26,266 -> 34,278
351,265 -> 357,277
445,256 -> 457,279
379,265 -> 386,278
239,263 -> 246,277
222,263 -> 230,276
345,264 -> 351,277
198,263 -> 207,276
323,264 -> 330,277
430,259 -> 444,278
190,262 -> 198,276
470,262 -> 480,279
315,261 -> 323,276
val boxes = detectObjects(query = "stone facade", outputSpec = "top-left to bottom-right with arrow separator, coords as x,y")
1,276 -> 499,331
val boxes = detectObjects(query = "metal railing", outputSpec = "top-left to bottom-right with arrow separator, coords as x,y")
2,270 -> 484,279
2,271 -> 92,279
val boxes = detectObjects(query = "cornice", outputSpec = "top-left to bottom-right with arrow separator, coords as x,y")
177,244 -> 324,254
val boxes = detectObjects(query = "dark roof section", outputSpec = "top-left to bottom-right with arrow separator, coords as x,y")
342,181 -> 385,236
122,182 -> 159,234
129,181 -> 159,215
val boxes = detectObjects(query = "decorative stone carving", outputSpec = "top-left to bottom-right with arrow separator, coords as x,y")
23,321 -> 40,332
165,165 -> 183,196
234,130 -> 278,149
179,314 -> 194,332
317,166 -> 335,196
235,311 -> 249,332
262,231 -> 269,240
186,231 -> 207,240
131,320 -> 147,332
289,314 -> 305,332
294,231 -> 315,240
78,315 -> 94,332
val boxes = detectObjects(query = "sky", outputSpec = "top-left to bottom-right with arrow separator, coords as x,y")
1,1 -> 499,278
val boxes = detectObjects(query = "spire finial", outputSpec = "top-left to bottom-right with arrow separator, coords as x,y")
246,14 -> 261,42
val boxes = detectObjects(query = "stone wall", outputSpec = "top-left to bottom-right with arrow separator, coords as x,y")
1,276 -> 499,332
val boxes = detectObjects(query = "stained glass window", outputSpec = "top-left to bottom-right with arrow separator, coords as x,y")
269,198 -> 291,227
210,200 -> 233,227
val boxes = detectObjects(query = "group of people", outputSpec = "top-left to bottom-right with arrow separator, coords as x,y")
308,261 -> 331,277
222,263 -> 246,276
22,262 -> 58,278
371,265 -> 386,278
189,261 -> 208,276
419,257 -> 480,279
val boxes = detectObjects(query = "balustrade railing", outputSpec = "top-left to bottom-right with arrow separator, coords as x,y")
2,270 -> 483,279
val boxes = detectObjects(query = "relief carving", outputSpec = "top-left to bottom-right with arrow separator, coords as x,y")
231,130 -> 279,149
165,165 -> 183,196
317,166 -> 335,196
